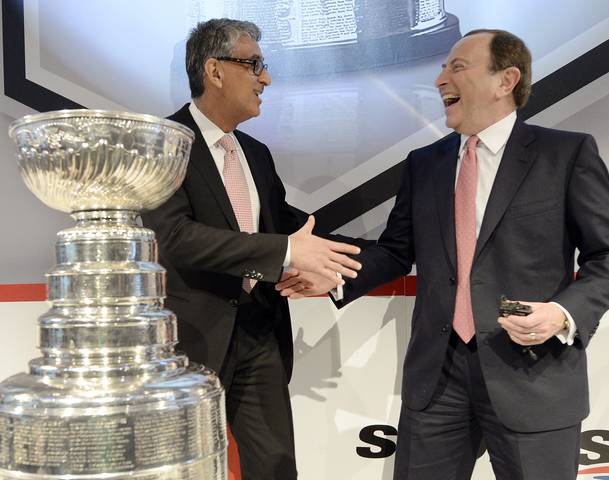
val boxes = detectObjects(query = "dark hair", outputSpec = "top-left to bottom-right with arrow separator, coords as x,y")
186,18 -> 261,98
465,29 -> 532,108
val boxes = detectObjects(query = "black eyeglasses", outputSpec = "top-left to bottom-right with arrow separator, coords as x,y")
215,57 -> 268,76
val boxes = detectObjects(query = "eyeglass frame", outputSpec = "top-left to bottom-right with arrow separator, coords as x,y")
215,56 -> 269,76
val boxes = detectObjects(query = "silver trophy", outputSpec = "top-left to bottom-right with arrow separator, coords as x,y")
0,110 -> 227,479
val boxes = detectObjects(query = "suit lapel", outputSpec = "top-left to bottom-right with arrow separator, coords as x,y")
174,106 -> 240,231
474,120 -> 537,262
235,130 -> 277,233
433,133 -> 461,271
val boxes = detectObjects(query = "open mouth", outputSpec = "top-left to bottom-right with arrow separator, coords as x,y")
442,95 -> 460,107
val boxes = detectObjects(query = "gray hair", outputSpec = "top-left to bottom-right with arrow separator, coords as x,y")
186,18 -> 261,98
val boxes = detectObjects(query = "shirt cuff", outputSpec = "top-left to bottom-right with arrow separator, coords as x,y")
283,237 -> 291,268
330,273 -> 344,301
550,302 -> 577,345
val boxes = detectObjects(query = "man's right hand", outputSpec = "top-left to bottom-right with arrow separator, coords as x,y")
275,270 -> 338,299
289,216 -> 361,283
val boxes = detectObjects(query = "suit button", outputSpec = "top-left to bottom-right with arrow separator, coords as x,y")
442,324 -> 451,333
449,277 -> 456,285
229,299 -> 239,307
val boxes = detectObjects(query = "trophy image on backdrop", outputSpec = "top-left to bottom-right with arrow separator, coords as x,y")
198,0 -> 461,76
0,110 -> 227,480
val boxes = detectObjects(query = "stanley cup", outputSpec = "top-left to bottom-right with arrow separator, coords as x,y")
0,110 -> 227,479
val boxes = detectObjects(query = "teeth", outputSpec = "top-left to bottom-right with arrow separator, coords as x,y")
442,94 -> 460,107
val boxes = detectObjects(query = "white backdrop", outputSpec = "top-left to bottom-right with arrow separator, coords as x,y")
2,1 -> 609,478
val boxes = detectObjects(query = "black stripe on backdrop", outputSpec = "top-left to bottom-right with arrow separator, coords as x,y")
3,0 -> 608,230
2,0 -> 84,111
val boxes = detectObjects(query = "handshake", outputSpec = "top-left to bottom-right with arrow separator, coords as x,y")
280,215 -> 361,299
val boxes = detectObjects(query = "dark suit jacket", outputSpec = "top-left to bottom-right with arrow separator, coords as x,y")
340,119 -> 609,432
142,104 -> 306,381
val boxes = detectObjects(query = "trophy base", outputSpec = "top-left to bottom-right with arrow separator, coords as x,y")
0,369 -> 226,479
0,453 -> 226,479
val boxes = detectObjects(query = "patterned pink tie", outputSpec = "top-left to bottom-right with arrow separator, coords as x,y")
218,134 -> 255,292
453,135 -> 479,343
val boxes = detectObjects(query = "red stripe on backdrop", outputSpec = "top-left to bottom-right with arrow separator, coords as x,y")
0,283 -> 46,302
578,465 -> 609,474
227,427 -> 242,480
4,274 -> 578,302
366,276 -> 417,296
0,278 -> 418,302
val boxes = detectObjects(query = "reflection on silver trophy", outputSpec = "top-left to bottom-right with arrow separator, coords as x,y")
0,110 -> 227,479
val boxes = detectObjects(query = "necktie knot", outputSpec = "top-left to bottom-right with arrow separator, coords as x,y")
218,133 -> 236,154
466,135 -> 479,153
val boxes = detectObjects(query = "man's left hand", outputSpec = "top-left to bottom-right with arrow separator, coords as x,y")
498,301 -> 567,345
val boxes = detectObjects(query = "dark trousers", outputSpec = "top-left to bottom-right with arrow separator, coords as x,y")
393,332 -> 581,480
220,301 -> 297,480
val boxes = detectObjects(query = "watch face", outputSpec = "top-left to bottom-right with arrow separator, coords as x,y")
202,0 -> 459,76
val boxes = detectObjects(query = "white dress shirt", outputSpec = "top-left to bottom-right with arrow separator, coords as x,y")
189,102 -> 291,266
456,111 -> 516,237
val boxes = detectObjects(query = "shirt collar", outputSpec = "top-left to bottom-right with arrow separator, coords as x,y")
188,101 -> 231,148
459,110 -> 517,156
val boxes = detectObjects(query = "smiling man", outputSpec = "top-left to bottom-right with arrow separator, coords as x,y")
142,18 -> 363,480
278,29 -> 609,479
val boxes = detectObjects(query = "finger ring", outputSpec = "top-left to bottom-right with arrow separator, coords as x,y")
529,331 -> 537,340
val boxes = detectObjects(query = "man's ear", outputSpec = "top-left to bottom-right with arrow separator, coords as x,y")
204,57 -> 224,89
497,66 -> 521,100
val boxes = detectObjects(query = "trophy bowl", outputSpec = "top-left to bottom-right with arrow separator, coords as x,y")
8,109 -> 194,213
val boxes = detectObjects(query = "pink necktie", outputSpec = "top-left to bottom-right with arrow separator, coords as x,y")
453,135 -> 479,343
218,134 -> 255,292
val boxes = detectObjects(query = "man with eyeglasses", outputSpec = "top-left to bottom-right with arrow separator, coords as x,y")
142,18 -> 363,479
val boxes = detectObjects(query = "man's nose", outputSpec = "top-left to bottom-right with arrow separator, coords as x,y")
259,67 -> 272,86
434,69 -> 447,89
